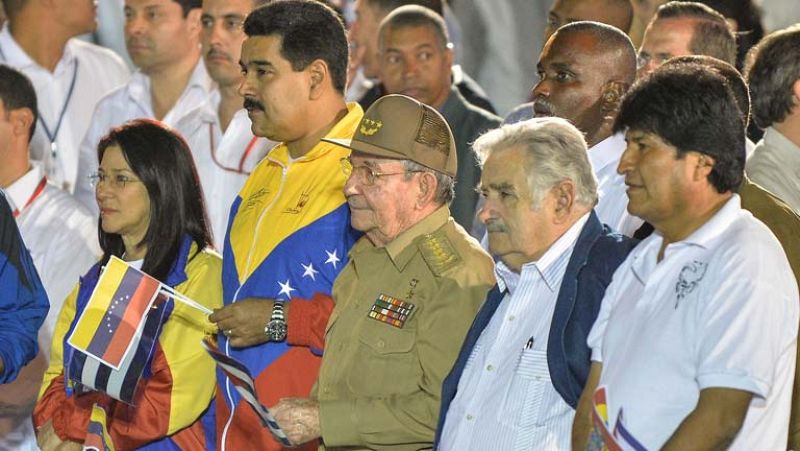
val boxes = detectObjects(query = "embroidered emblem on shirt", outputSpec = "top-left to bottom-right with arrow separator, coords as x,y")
419,232 -> 460,275
242,187 -> 270,211
359,118 -> 383,136
368,294 -> 415,328
405,278 -> 419,300
675,260 -> 708,308
284,189 -> 311,214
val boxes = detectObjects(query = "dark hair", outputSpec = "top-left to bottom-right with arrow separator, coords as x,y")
614,64 -> 744,193
379,4 -> 450,50
366,0 -> 443,16
96,120 -> 212,281
244,0 -> 348,93
0,65 -> 38,141
655,1 -> 736,66
746,25 -> 800,129
174,0 -> 201,16
664,55 -> 750,126
557,21 -> 637,84
694,0 -> 764,70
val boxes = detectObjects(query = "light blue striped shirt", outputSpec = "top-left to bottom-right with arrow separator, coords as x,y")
440,213 -> 589,451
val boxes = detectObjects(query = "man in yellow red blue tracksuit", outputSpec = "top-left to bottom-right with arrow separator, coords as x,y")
208,2 -> 363,450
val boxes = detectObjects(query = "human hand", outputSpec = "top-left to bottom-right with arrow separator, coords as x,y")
209,298 -> 274,348
271,397 -> 321,446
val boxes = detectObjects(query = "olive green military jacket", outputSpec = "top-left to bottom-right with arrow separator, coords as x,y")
315,206 -> 495,450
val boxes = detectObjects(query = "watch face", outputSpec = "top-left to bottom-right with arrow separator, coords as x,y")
268,321 -> 287,341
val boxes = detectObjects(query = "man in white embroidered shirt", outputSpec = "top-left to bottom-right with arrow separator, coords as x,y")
73,0 -> 214,213
572,64 -> 799,450
0,0 -> 129,193
435,117 -> 636,450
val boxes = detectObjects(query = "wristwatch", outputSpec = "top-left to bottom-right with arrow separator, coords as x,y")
265,302 -> 287,342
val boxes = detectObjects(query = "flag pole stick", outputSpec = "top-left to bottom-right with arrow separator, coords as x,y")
159,285 -> 213,315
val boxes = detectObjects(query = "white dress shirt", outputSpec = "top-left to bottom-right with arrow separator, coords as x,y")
73,59 -> 215,212
440,213 -> 590,451
746,127 -> 800,215
0,24 -> 130,194
590,133 -> 643,237
0,163 -> 100,450
588,195 -> 798,450
175,95 -> 274,250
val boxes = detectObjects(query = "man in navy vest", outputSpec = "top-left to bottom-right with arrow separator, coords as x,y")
435,117 -> 636,450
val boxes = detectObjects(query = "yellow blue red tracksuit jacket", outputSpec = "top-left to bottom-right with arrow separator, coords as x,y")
216,103 -> 363,451
34,239 -> 222,450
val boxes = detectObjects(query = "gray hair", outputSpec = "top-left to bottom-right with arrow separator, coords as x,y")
403,160 -> 455,205
473,117 -> 598,208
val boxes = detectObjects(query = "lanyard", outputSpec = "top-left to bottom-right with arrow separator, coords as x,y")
209,123 -> 260,174
12,176 -> 47,218
0,43 -> 79,160
40,61 -> 79,160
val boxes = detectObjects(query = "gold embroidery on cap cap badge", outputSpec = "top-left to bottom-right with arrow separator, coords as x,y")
360,119 -> 383,136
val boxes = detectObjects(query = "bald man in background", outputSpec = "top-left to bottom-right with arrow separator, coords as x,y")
503,22 -> 642,236
544,0 -> 633,41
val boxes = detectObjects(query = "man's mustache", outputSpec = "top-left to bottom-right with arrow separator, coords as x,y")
485,221 -> 508,233
243,97 -> 265,111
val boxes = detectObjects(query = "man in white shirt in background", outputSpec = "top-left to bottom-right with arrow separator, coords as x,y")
436,117 -> 636,450
0,0 -> 129,194
573,63 -> 798,451
175,0 -> 273,249
0,65 -> 99,451
74,0 -> 214,213
745,26 -> 800,215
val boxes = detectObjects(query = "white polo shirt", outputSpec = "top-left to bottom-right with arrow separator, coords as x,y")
175,96 -> 273,250
589,133 -> 643,237
73,59 -> 215,213
588,195 -> 799,449
0,24 -> 130,194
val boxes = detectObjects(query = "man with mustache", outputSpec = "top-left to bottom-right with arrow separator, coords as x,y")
0,0 -> 129,194
572,64 -> 798,451
377,5 -> 500,231
269,94 -> 495,450
435,117 -> 636,450
206,2 -> 363,449
508,21 -> 641,236
173,0 -> 273,248
72,0 -> 213,213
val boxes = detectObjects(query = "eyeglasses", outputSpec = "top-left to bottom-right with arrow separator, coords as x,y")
88,172 -> 142,189
340,158 -> 423,186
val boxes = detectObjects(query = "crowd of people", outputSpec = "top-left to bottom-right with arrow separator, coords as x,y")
1,0 -> 799,449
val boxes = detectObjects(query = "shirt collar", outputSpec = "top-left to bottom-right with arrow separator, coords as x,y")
765,126 -> 800,156
385,205 -> 452,268
495,212 -> 590,294
266,102 -> 364,166
5,163 -> 45,212
589,132 -> 626,173
629,194 -> 742,281
0,24 -> 76,74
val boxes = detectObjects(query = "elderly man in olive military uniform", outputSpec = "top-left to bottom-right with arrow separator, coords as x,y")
270,94 -> 496,449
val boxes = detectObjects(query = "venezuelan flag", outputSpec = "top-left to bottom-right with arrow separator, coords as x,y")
84,403 -> 115,451
68,257 -> 161,369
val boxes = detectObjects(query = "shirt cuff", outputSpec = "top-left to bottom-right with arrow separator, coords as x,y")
319,398 -> 361,447
697,371 -> 769,399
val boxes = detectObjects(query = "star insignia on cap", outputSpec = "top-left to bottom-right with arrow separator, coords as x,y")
360,118 -> 383,136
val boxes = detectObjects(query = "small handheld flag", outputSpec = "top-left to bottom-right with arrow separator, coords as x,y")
201,339 -> 294,448
68,257 -> 161,369
83,403 -> 115,451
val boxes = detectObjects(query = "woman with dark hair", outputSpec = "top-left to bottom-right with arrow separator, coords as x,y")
33,120 -> 222,450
